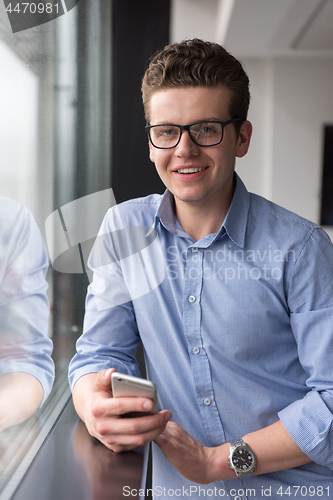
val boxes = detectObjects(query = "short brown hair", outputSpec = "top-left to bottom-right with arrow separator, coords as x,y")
142,38 -> 250,132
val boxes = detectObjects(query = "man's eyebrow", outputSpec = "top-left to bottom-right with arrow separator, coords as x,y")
151,118 -> 225,125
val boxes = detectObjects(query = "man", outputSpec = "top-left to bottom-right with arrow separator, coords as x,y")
0,197 -> 54,431
69,39 -> 333,498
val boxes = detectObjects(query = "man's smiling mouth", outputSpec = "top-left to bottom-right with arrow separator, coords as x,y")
176,167 -> 208,174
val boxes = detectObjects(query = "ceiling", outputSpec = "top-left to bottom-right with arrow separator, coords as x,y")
171,0 -> 333,58
1,0 -> 333,68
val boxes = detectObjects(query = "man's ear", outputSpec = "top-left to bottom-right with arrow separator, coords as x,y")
236,120 -> 252,158
149,141 -> 155,163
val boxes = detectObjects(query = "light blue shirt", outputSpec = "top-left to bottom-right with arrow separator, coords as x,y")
0,198 -> 54,405
69,174 -> 333,498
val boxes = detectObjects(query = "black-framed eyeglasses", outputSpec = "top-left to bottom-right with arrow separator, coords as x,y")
145,119 -> 241,149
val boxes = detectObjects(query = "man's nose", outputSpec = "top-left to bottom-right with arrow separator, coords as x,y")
175,130 -> 200,157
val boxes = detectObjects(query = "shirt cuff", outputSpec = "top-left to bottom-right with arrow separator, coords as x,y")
278,390 -> 333,470
68,356 -> 141,392
0,362 -> 55,407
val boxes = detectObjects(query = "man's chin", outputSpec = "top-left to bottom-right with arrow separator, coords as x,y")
172,189 -> 211,206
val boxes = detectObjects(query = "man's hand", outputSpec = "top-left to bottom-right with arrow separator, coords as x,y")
154,421 -> 228,484
72,368 -> 172,453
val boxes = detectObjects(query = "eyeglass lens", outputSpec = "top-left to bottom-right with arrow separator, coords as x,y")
149,122 -> 223,148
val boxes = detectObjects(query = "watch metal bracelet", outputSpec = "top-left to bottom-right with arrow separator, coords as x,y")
230,438 -> 246,448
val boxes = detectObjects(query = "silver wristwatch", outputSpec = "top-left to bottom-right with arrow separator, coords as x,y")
228,438 -> 256,478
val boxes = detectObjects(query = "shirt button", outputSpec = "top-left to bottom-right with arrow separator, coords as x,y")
204,398 -> 211,406
192,346 -> 200,354
192,247 -> 198,252
188,295 -> 196,303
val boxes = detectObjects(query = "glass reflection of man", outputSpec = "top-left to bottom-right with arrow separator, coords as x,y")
69,40 -> 333,497
0,197 -> 54,431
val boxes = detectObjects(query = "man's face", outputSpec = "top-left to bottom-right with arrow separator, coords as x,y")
148,86 -> 251,212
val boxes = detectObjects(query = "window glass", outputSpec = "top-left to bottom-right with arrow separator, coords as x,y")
0,1 -> 111,494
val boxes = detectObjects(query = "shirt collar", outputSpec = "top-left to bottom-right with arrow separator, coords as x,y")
154,173 -> 250,248
154,189 -> 178,234
222,173 -> 250,248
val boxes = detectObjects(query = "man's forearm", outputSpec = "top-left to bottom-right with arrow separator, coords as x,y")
209,420 -> 311,482
155,419 -> 311,484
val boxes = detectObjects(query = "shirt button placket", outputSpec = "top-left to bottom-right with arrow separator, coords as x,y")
184,246 -> 219,442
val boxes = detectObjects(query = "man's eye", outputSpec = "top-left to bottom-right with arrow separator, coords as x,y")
201,126 -> 216,134
159,127 -> 178,137
191,123 -> 218,136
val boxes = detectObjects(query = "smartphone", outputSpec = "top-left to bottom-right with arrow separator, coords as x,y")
111,372 -> 158,416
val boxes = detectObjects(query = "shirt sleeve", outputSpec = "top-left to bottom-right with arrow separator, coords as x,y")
278,227 -> 333,470
0,201 -> 55,405
68,208 -> 142,389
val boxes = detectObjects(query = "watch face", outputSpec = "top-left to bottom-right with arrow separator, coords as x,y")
232,448 -> 254,471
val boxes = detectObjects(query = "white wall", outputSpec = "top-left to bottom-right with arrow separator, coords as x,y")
236,56 -> 333,239
171,0 -> 218,43
0,40 -> 39,216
